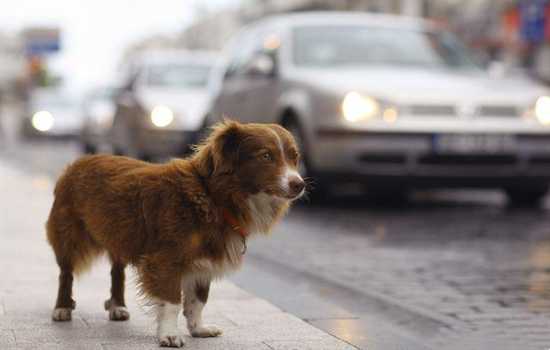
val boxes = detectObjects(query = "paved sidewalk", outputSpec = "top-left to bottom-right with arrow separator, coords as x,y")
0,162 -> 355,350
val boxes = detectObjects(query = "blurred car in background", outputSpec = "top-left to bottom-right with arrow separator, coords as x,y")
111,50 -> 218,160
80,86 -> 117,154
208,12 -> 550,205
21,89 -> 83,139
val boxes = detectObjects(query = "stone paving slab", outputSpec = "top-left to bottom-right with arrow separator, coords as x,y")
0,162 -> 356,349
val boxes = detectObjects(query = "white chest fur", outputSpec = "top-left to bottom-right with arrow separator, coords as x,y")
191,193 -> 284,279
246,192 -> 284,234
191,234 -> 244,279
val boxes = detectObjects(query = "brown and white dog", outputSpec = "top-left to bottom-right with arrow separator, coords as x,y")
46,120 -> 305,347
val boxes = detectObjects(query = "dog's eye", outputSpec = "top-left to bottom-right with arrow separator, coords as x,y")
261,152 -> 273,161
289,151 -> 299,161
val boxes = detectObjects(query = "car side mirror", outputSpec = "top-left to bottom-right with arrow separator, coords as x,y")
245,53 -> 275,77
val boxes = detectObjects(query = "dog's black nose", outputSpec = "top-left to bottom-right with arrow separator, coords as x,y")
289,177 -> 305,196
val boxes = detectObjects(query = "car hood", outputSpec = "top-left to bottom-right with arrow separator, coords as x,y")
292,66 -> 548,106
136,87 -> 209,130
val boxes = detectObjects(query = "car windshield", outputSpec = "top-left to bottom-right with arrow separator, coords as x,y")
147,64 -> 211,88
90,88 -> 116,101
32,94 -> 77,109
292,25 -> 481,70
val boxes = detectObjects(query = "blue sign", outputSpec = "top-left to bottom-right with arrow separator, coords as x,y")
519,0 -> 548,44
23,28 -> 61,56
25,40 -> 60,56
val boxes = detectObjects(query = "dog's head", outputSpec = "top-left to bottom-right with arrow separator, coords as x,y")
195,120 -> 305,200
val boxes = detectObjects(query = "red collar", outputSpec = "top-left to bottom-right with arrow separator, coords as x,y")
222,208 -> 249,238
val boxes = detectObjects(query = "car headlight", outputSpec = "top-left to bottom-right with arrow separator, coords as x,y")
150,105 -> 174,128
535,96 -> 550,125
342,92 -> 380,123
31,111 -> 54,131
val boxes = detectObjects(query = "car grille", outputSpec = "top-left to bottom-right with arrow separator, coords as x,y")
406,104 -> 519,118
478,105 -> 518,117
408,104 -> 456,116
418,154 -> 517,166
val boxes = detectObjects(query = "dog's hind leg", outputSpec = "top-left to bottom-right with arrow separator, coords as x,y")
52,262 -> 75,321
47,202 -> 101,321
104,255 -> 130,321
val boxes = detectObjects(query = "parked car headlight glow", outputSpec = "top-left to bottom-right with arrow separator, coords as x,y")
31,111 -> 54,131
535,96 -> 550,125
342,92 -> 380,123
150,105 -> 174,127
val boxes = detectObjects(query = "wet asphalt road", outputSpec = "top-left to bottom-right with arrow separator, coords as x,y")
2,137 -> 550,350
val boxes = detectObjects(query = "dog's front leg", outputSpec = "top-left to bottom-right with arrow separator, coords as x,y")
138,254 -> 185,347
183,278 -> 222,338
157,301 -> 185,347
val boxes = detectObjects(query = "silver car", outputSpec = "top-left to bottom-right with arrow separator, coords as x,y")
208,12 -> 550,204
111,50 -> 218,160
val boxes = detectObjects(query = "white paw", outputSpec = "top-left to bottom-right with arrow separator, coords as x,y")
52,307 -> 72,321
159,334 -> 185,347
190,325 -> 223,338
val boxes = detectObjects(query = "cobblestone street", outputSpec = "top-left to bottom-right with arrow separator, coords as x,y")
242,201 -> 550,349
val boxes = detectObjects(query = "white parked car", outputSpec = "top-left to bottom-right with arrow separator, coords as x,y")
111,50 -> 218,159
80,86 -> 117,154
22,89 -> 83,138
208,12 -> 550,205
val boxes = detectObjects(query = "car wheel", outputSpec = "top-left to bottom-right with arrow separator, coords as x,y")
121,127 -> 151,161
81,142 -> 97,155
196,116 -> 213,145
284,121 -> 308,176
505,186 -> 548,207
283,119 -> 327,202
112,146 -> 124,156
127,144 -> 151,161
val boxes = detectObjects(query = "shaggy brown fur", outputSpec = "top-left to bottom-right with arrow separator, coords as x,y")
46,120 -> 304,346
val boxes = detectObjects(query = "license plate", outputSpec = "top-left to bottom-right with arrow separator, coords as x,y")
433,134 -> 516,154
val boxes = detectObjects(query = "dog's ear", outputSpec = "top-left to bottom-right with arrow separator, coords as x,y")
195,119 -> 244,177
210,119 -> 243,175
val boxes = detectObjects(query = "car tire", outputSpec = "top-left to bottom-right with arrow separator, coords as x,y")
505,186 -> 548,207
112,146 -> 126,157
121,127 -> 151,161
283,118 -> 328,202
81,142 -> 97,155
196,116 -> 213,145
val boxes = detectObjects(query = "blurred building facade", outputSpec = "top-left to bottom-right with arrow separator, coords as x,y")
177,9 -> 243,50
175,0 -> 516,51
0,32 -> 25,101
130,0 -> 550,84
176,0 -> 426,51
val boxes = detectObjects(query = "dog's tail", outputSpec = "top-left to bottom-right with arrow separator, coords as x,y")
46,167 -> 102,276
